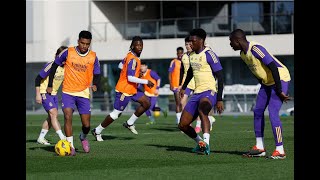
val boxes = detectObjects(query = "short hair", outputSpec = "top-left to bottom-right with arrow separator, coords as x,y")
55,46 -> 68,56
185,35 -> 191,42
230,29 -> 246,39
189,28 -> 207,40
79,30 -> 92,39
141,61 -> 147,66
177,47 -> 184,51
130,36 -> 143,50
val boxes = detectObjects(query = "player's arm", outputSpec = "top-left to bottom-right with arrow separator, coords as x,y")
150,70 -> 161,94
179,66 -> 193,99
92,57 -> 101,92
251,45 -> 282,94
127,59 -> 154,88
118,58 -> 125,69
35,62 -> 53,103
179,61 -> 184,87
47,49 -> 68,93
181,56 -> 189,86
206,51 -> 224,114
168,60 -> 175,90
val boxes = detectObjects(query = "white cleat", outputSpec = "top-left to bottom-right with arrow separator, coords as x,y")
37,138 -> 51,145
123,122 -> 138,134
91,128 -> 104,142
209,116 -> 216,131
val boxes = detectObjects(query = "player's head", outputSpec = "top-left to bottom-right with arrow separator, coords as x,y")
189,28 -> 206,52
55,46 -> 68,58
130,36 -> 143,57
78,30 -> 92,54
229,29 -> 247,51
184,35 -> 192,53
140,61 -> 148,73
176,47 -> 184,59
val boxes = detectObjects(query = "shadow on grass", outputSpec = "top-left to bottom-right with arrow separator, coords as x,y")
101,135 -> 135,141
146,144 -> 246,156
150,127 -> 179,132
146,144 -> 193,153
29,145 -> 55,152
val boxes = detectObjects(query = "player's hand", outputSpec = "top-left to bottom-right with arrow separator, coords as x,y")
179,89 -> 185,99
91,85 -> 97,92
46,87 -> 53,94
216,101 -> 224,114
147,80 -> 154,88
36,94 -> 42,104
154,89 -> 159,96
177,86 -> 182,91
279,92 -> 290,102
138,71 -> 143,78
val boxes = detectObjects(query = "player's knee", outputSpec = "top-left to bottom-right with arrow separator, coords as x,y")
199,101 -> 212,115
109,109 -> 122,120
82,126 -> 90,134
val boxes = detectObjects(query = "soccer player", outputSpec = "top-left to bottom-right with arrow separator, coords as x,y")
91,36 -> 154,141
168,47 -> 184,124
35,46 -> 67,145
139,61 -> 164,125
179,28 -> 224,155
47,30 -> 101,155
180,36 -> 215,133
229,29 -> 291,159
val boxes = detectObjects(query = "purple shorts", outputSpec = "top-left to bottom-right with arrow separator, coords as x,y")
113,91 -> 144,111
184,90 -> 217,117
184,87 -> 193,96
61,93 -> 91,114
41,93 -> 59,111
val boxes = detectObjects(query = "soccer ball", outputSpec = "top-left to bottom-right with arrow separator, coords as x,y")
55,139 -> 72,156
154,110 -> 161,117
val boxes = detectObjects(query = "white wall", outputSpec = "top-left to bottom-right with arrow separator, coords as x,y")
92,34 -> 294,61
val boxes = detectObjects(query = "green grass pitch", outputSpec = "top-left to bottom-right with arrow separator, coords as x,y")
26,114 -> 294,179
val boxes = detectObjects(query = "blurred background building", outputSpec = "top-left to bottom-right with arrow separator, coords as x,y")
26,0 -> 294,115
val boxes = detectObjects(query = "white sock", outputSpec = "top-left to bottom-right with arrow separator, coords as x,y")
256,137 -> 264,149
127,114 -> 139,125
38,129 -> 48,139
193,135 -> 203,143
176,112 -> 182,124
95,124 -> 105,134
80,132 -> 87,140
203,133 -> 210,145
276,145 -> 285,154
208,116 -> 215,124
56,130 -> 65,140
196,119 -> 201,127
66,136 -> 74,148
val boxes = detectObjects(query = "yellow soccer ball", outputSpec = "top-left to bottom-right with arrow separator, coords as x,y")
154,110 -> 161,117
55,139 -> 71,156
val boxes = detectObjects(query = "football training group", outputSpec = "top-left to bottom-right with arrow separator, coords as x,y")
34,28 -> 291,159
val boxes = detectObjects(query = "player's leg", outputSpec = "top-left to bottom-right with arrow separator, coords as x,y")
173,90 -> 182,124
178,94 -> 204,153
92,92 -> 128,141
123,92 -> 151,134
208,108 -> 216,131
196,91 -> 216,155
145,96 -> 156,125
268,81 -> 289,159
37,117 -> 51,145
37,93 -> 54,145
47,95 -> 65,140
244,86 -> 269,157
61,93 -> 76,154
77,96 -> 92,153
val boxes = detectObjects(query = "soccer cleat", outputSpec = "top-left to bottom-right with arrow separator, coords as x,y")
37,138 -> 51,145
270,150 -> 286,159
162,109 -> 168,118
146,121 -> 155,125
209,116 -> 215,131
194,126 -> 202,133
69,147 -> 76,156
79,135 -> 90,153
198,140 -> 210,155
123,122 -> 138,134
91,128 -> 103,142
243,145 -> 266,157
191,144 -> 201,153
